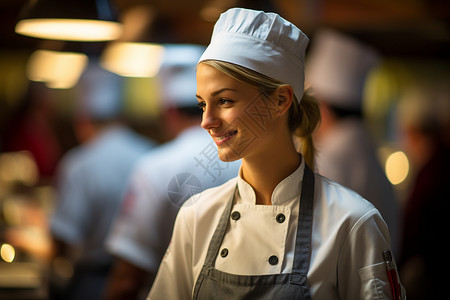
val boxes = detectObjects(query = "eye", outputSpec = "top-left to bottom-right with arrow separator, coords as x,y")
197,101 -> 206,111
218,98 -> 233,106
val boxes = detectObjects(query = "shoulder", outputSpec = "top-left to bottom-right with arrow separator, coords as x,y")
178,177 -> 238,226
314,173 -> 379,226
312,173 -> 391,259
185,177 -> 237,210
130,140 -> 185,181
316,173 -> 373,207
132,130 -> 204,172
56,146 -> 91,177
92,127 -> 154,161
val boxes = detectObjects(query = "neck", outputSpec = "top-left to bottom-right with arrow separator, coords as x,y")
241,140 -> 301,205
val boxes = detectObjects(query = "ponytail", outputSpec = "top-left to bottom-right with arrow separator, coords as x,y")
289,89 -> 321,169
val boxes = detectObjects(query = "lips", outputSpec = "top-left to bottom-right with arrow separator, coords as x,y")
211,130 -> 237,145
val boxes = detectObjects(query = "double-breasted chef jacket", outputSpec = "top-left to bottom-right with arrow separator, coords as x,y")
148,159 -> 405,299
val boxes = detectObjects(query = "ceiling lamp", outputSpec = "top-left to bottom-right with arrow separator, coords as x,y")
27,49 -> 88,89
99,6 -> 165,77
100,42 -> 165,77
15,0 -> 123,41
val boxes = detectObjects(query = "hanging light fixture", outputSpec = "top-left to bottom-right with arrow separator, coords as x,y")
15,0 -> 123,42
27,49 -> 89,89
100,5 -> 166,77
100,42 -> 165,77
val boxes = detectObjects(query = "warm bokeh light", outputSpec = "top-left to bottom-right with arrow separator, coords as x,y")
15,19 -> 123,41
385,151 -> 410,185
1,244 -> 15,263
0,151 -> 38,186
27,49 -> 88,89
100,42 -> 165,77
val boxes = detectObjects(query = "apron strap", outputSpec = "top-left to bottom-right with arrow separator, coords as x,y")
291,164 -> 315,275
203,185 -> 236,267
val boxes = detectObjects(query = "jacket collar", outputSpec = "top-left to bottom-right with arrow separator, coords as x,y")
236,157 -> 305,205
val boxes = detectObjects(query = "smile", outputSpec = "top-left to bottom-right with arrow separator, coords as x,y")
212,130 -> 238,145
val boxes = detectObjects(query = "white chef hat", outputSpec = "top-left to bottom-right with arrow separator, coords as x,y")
158,44 -> 205,108
199,7 -> 309,101
305,29 -> 379,110
78,61 -> 124,120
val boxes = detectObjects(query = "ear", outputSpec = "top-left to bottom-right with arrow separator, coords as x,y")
274,85 -> 294,116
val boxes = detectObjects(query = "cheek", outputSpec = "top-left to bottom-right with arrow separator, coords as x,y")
218,109 -> 242,129
229,113 -> 276,157
238,98 -> 279,137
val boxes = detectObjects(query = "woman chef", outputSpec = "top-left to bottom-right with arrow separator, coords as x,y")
148,8 -> 405,300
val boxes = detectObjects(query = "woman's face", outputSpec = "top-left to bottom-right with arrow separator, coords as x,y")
196,63 -> 281,162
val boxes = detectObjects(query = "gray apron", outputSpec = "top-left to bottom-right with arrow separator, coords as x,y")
193,165 -> 315,300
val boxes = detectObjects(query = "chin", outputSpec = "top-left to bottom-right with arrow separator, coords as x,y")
218,148 -> 242,162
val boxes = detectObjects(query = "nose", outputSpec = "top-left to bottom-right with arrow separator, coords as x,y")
201,105 -> 221,131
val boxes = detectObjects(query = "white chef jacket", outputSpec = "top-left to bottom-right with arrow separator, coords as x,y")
51,125 -> 154,266
148,159 -> 405,300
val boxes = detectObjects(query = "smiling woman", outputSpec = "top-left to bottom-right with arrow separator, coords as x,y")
148,7 -> 405,300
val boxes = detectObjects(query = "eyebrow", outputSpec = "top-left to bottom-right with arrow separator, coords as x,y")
196,88 -> 237,100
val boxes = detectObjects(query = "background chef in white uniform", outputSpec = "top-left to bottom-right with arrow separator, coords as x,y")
103,44 -> 241,300
149,8 -> 405,300
49,63 -> 155,300
306,29 -> 400,256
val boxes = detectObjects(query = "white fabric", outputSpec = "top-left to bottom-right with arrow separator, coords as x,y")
199,8 -> 309,101
78,61 -> 124,119
51,125 -> 154,266
158,44 -> 205,108
306,29 -> 379,109
148,160 -> 404,300
314,118 -> 400,257
106,126 -> 241,273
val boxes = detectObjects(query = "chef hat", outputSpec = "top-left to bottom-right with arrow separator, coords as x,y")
199,7 -> 309,101
306,29 -> 379,110
158,44 -> 205,108
77,61 -> 124,120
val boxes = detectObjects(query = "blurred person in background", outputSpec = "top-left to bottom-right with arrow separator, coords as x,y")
102,44 -> 241,300
2,82 -> 68,182
306,29 -> 400,256
49,62 -> 156,300
396,84 -> 450,300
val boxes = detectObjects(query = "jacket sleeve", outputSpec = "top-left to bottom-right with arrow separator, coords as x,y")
147,204 -> 195,300
337,208 -> 406,300
106,169 -> 179,274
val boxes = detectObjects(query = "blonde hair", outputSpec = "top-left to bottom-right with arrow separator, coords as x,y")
200,60 -> 321,169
